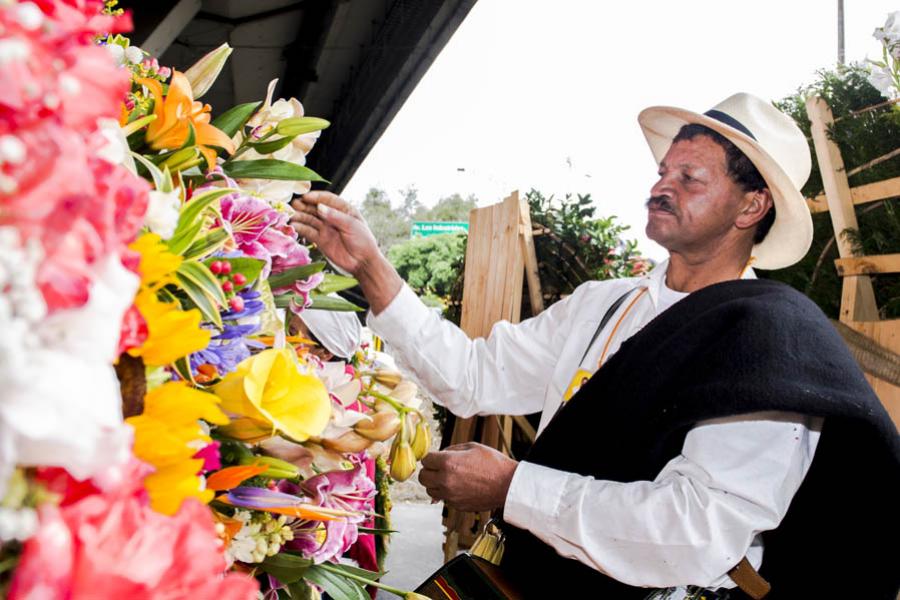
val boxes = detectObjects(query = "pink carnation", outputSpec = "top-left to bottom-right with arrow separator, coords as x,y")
10,460 -> 258,600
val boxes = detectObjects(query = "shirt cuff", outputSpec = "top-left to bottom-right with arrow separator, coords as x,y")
503,461 -> 569,531
366,284 -> 433,345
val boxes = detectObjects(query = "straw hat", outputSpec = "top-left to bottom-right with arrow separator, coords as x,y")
638,92 -> 812,269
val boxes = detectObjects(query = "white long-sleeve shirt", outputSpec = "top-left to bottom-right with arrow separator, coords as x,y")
368,261 -> 822,589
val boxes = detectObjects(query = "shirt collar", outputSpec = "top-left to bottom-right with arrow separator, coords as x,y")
638,258 -> 757,308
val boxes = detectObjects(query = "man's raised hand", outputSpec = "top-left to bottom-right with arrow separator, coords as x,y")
289,191 -> 379,276
419,442 -> 519,513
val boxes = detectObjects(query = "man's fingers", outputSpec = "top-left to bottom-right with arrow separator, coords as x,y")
291,210 -> 324,230
291,223 -> 319,243
301,191 -> 362,220
421,451 -> 450,470
443,442 -> 478,452
316,203 -> 358,234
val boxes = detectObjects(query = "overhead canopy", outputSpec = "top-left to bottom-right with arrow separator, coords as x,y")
123,0 -> 477,192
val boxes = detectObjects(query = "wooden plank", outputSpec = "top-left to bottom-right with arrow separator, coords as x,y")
806,96 -> 878,322
835,254 -> 900,276
520,196 -> 545,315
807,176 -> 900,213
512,414 -> 537,442
846,320 -> 900,429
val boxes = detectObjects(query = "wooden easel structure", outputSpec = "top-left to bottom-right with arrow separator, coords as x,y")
441,190 -> 543,561
806,96 -> 900,427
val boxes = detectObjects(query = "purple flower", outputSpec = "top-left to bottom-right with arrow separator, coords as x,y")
279,465 -> 375,563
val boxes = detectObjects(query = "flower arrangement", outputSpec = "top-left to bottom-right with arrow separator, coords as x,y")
0,2 -> 431,598
867,11 -> 900,101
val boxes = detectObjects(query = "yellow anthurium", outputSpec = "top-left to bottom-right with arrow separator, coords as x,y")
127,382 -> 230,515
138,71 -> 235,170
213,348 -> 331,443
127,289 -> 211,366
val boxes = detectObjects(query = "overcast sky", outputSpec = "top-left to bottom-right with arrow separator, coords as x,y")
342,0 -> 897,260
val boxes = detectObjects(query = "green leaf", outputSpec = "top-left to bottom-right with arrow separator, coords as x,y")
267,262 -> 325,290
223,159 -> 327,183
273,293 -> 297,310
285,579 -> 319,600
173,355 -> 198,384
167,188 -> 236,255
276,117 -> 330,137
319,562 -> 386,580
131,152 -> 173,192
316,274 -> 358,295
175,261 -> 226,328
211,101 -> 262,138
183,228 -> 230,260
308,293 -> 363,312
302,565 -> 369,600
249,136 -> 295,155
356,526 -> 398,535
258,553 -> 313,585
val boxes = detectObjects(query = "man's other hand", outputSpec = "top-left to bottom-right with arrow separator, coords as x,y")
419,442 -> 519,512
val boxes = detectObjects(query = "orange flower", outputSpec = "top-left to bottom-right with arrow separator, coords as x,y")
138,71 -> 235,170
206,464 -> 268,491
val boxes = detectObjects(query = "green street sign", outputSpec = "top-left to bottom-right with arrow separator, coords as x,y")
410,221 -> 469,238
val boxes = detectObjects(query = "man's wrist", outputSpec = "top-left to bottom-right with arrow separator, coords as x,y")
353,252 -> 403,315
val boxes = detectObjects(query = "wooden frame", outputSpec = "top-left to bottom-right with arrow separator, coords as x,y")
442,190 -> 543,561
805,96 -> 900,427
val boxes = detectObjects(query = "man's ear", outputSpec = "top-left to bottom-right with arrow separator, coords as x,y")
735,188 -> 773,231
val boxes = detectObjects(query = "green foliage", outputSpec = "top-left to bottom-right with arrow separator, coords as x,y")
525,190 -> 649,306
413,193 -> 477,222
387,233 -> 468,298
768,64 -> 900,319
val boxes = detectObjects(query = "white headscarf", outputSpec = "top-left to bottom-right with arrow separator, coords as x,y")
299,304 -> 362,359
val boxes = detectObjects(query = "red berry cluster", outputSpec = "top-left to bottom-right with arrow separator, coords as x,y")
210,260 -> 249,312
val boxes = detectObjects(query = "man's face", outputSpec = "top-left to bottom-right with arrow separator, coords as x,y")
645,136 -> 749,255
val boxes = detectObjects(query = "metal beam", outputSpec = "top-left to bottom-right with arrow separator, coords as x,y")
307,0 -> 478,194
140,0 -> 202,57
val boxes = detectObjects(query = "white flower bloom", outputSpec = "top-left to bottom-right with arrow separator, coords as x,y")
105,43 -> 126,66
232,79 -> 321,204
145,189 -> 181,239
867,65 -> 898,100
15,2 -> 43,30
0,506 -> 38,541
0,243 -> 137,498
0,134 -> 26,165
881,11 -> 900,44
124,45 -> 144,65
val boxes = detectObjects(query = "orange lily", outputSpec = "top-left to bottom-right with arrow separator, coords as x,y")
206,464 -> 269,491
137,71 -> 235,170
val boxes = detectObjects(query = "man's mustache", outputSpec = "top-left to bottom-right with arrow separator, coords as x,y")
646,195 -> 677,215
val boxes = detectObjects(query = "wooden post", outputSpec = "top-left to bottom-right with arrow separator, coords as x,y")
442,190 -> 544,561
805,96 -> 879,322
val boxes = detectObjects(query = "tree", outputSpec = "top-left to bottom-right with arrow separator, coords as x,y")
413,193 -> 477,222
357,187 -> 409,252
767,65 -> 900,319
387,233 -> 467,298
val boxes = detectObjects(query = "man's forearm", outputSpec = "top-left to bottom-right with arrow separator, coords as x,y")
353,253 -> 404,316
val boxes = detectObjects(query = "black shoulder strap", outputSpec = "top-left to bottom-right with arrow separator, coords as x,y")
577,287 -> 639,366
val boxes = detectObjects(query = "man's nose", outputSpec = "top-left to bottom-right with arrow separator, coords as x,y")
650,174 -> 672,198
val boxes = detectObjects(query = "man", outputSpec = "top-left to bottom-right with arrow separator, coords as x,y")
291,94 -> 899,598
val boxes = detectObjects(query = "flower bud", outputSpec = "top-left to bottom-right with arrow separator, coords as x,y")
322,430 -> 373,453
372,370 -> 402,388
354,409 -> 401,441
390,381 -> 418,406
389,441 -> 417,482
410,417 -> 431,460
184,42 -> 233,99
275,116 -> 330,137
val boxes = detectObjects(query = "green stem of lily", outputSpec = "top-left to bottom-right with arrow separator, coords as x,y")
227,128 -> 275,162
316,562 -> 409,597
366,390 -> 408,415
